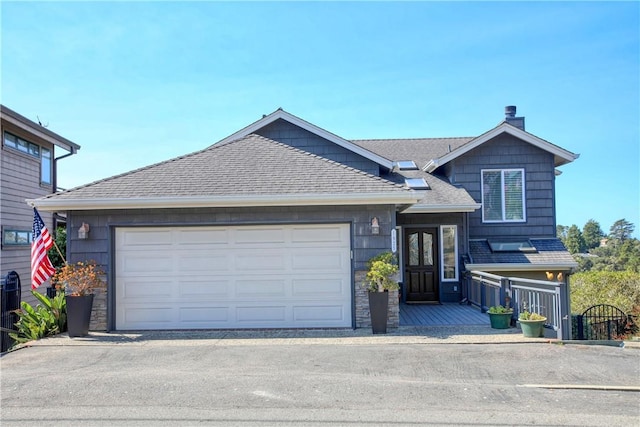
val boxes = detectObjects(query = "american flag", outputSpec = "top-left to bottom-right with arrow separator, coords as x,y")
31,208 -> 55,289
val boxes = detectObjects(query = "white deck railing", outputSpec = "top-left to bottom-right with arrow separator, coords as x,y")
467,271 -> 565,339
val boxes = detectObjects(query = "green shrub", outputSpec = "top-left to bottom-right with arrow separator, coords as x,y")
364,252 -> 400,292
9,291 -> 66,347
519,311 -> 546,321
488,305 -> 513,314
570,271 -> 640,315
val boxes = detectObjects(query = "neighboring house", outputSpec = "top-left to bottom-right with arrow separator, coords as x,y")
1,105 -> 80,305
29,106 -> 578,332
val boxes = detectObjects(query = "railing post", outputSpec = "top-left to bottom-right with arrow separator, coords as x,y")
559,277 -> 571,340
480,282 -> 486,313
499,277 -> 510,308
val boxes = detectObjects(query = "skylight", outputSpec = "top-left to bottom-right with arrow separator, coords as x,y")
405,178 -> 429,189
396,160 -> 418,170
488,240 -> 537,253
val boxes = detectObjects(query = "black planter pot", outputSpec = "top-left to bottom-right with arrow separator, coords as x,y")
368,291 -> 389,334
46,286 -> 58,299
66,294 -> 94,338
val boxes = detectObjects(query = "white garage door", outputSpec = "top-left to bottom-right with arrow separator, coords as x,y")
115,224 -> 352,330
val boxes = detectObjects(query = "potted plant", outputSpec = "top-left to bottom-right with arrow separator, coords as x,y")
363,252 -> 399,334
518,311 -> 547,337
52,261 -> 105,338
487,305 -> 513,329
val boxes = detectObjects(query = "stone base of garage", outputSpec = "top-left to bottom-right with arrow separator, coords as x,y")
87,271 -> 400,332
89,284 -> 107,331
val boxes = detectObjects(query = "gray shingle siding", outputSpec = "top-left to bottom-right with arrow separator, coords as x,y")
1,124 -> 57,307
447,134 -> 556,239
256,119 -> 380,175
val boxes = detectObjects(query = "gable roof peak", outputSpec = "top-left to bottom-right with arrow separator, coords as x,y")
423,121 -> 579,172
215,108 -> 394,169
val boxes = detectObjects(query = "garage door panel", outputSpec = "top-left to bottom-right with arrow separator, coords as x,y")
179,307 -> 229,322
176,229 -> 228,245
293,305 -> 346,322
122,230 -> 173,246
125,307 -> 173,324
235,280 -> 286,297
116,224 -> 352,330
291,278 -> 346,296
235,227 -> 286,244
178,253 -> 230,272
292,251 -> 346,270
179,280 -> 230,298
237,306 -> 286,322
122,254 -> 174,273
123,280 -> 173,298
236,253 -> 285,270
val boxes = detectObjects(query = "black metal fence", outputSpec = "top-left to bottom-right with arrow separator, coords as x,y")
1,271 -> 22,352
573,304 -> 632,340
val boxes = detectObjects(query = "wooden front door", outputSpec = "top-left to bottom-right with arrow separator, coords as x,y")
404,228 -> 439,303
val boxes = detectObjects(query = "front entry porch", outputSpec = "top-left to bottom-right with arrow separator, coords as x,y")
400,303 -> 490,326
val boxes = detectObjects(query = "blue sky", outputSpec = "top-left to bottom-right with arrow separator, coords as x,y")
2,1 -> 638,235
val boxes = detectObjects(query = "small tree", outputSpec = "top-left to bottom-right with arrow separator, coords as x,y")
557,224 -> 569,246
565,225 -> 586,254
582,219 -> 604,250
609,219 -> 635,245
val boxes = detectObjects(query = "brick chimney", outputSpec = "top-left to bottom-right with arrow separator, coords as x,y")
504,105 -> 525,130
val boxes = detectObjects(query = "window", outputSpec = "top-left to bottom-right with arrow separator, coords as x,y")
2,228 -> 32,246
440,225 -> 458,281
41,147 -> 52,184
3,132 -> 52,186
481,169 -> 525,222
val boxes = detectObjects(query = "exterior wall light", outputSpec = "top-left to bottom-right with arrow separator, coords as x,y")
78,222 -> 90,240
371,217 -> 380,235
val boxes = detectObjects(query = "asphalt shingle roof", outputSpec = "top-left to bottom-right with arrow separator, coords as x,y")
467,239 -> 577,266
351,137 -> 474,170
42,134 -> 412,201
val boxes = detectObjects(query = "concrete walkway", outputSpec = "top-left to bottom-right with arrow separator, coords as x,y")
13,325 -> 595,348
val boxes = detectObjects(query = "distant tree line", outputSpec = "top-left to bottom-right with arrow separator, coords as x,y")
557,219 -> 640,273
559,219 -> 640,323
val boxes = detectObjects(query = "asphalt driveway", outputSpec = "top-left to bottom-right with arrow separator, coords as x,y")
1,329 -> 639,426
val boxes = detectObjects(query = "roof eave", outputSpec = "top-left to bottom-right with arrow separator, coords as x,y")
28,191 -> 424,211
216,109 -> 394,169
0,105 -> 80,153
464,262 -> 578,272
401,203 -> 481,214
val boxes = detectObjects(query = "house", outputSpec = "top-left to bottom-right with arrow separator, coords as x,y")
1,105 -> 80,305
28,106 -> 578,333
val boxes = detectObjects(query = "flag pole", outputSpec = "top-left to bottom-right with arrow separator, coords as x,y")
51,239 -> 67,265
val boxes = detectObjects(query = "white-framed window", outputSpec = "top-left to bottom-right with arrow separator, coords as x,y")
3,132 -> 52,186
440,225 -> 458,281
481,169 -> 526,223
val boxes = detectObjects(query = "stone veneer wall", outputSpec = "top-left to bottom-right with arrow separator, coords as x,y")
90,282 -> 107,331
354,270 -> 399,329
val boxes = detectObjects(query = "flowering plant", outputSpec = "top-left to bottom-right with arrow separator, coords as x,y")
52,261 -> 105,296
